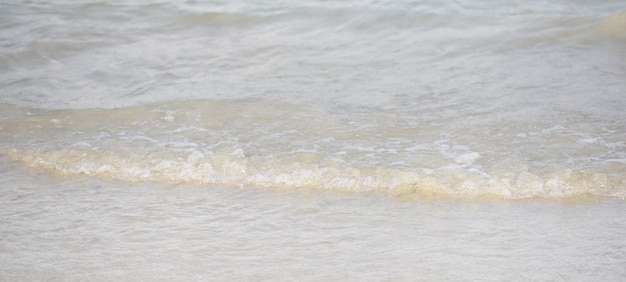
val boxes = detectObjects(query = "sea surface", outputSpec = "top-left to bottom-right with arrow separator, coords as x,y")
1,0 -> 625,280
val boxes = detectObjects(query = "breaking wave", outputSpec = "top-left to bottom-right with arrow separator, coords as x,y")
1,100 -> 624,200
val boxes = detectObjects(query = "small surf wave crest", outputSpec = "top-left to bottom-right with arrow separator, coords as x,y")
2,146 -> 624,200
0,100 -> 624,200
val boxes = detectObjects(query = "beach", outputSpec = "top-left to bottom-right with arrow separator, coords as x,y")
1,0 -> 625,280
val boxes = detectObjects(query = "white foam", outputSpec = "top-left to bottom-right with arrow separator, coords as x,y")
454,152 -> 481,166
1,145 -> 624,200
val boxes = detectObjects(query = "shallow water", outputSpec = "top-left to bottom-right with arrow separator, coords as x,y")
1,160 -> 625,281
1,0 -> 625,280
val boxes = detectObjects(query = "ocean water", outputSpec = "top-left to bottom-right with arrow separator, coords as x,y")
1,0 -> 625,280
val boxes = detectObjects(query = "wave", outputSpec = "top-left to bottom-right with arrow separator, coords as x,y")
2,146 -> 624,200
1,100 -> 624,200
